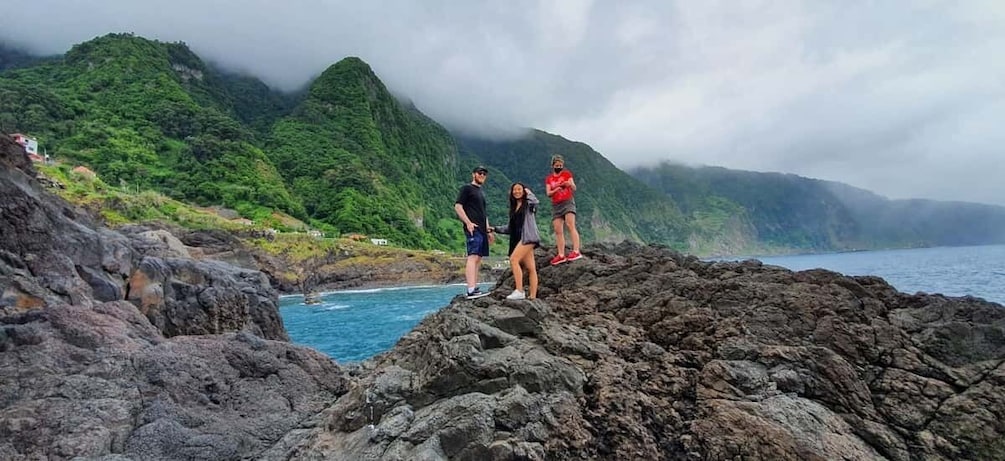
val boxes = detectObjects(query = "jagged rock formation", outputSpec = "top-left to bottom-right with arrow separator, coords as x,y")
2,132 -> 1004,460
269,245 -> 1005,460
0,135 -> 286,340
1,134 -> 347,459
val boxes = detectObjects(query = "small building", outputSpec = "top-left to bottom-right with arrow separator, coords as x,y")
307,230 -> 323,239
370,238 -> 388,246
11,133 -> 42,163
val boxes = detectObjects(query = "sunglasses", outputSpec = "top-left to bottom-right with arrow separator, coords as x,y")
475,171 -> 487,176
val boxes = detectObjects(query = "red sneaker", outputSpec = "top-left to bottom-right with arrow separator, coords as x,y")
566,250 -> 583,261
549,254 -> 567,266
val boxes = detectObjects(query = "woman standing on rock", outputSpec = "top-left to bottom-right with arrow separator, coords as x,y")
493,183 -> 541,299
545,154 -> 582,265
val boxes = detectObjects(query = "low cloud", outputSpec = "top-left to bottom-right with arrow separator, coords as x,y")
4,0 -> 1004,205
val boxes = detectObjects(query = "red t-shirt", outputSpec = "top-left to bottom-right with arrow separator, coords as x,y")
545,170 -> 574,204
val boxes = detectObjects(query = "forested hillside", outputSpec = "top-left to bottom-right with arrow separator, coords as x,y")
631,162 -> 1005,254
4,33 -> 1005,256
0,34 -> 301,222
266,57 -> 463,248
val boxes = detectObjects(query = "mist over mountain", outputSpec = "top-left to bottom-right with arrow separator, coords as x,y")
0,42 -> 58,72
3,33 -> 1005,255
630,162 -> 1005,255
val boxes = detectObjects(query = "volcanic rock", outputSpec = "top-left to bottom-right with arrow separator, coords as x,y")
272,245 -> 1005,460
1,133 -> 346,459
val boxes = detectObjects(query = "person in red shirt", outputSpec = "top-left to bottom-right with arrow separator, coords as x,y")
544,155 -> 582,265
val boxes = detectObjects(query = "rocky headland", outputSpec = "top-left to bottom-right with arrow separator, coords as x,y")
2,133 -> 1004,460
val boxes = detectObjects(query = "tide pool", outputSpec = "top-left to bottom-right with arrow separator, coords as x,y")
279,283 -> 491,362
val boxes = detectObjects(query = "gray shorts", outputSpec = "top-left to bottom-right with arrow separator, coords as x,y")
552,198 -> 576,220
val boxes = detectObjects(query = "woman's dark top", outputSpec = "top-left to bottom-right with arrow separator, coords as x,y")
494,191 -> 540,256
508,205 -> 526,256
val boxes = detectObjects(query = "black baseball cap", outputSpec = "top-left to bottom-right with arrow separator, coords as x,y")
473,166 -> 489,174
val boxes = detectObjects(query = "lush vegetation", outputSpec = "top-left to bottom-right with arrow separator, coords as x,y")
5,33 -> 1005,257
632,162 -> 1005,253
36,162 -> 254,230
267,57 -> 465,249
0,35 -> 481,251
0,34 -> 301,222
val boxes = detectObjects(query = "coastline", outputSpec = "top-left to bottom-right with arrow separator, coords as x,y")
278,280 -> 498,299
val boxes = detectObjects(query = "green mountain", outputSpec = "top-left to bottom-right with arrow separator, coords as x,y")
266,57 -> 464,248
0,33 -> 301,221
5,32 -> 1004,256
216,71 -> 300,137
631,162 -> 1005,254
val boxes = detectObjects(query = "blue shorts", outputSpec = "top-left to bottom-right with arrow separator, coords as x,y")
465,230 -> 489,257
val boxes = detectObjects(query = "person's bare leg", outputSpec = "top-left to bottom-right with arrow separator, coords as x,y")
522,246 -> 538,298
509,249 -> 524,293
566,213 -> 581,253
552,218 -> 566,257
465,255 -> 481,291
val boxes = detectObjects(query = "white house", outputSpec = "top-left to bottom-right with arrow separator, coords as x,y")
11,133 -> 42,162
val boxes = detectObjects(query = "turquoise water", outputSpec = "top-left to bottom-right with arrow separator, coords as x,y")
281,245 -> 1005,362
279,283 -> 490,363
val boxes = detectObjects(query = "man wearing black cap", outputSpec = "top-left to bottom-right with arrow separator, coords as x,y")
454,166 -> 494,299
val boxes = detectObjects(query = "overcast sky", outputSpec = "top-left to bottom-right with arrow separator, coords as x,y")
3,1 -> 1004,205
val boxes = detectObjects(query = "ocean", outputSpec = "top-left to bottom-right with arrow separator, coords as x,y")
279,244 -> 1005,362
753,244 -> 1005,305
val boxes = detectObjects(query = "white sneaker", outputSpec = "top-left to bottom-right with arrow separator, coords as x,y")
505,290 -> 526,300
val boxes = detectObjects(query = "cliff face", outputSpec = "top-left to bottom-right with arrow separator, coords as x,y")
0,134 -> 287,340
0,134 -> 348,460
3,133 -> 1005,460
272,244 -> 1005,461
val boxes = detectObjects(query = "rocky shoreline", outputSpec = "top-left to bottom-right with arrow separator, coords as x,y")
3,134 -> 1005,460
112,223 -> 485,295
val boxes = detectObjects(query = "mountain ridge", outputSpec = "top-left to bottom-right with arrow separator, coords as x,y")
4,33 -> 1005,255
631,161 -> 1005,254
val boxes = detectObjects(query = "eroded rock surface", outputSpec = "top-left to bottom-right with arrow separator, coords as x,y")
275,245 -> 1005,461
0,134 -> 286,340
1,134 -> 345,460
